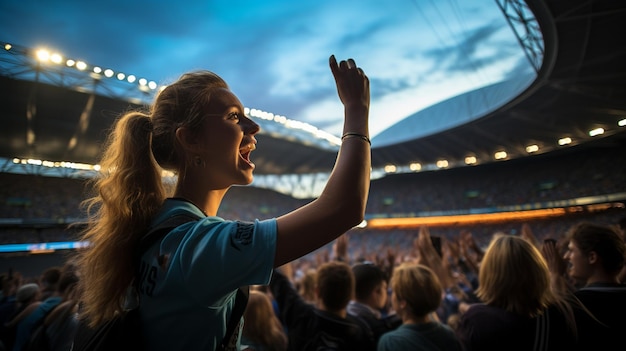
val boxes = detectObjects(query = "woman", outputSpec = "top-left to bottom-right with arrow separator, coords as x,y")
73,55 -> 370,350
456,234 -> 580,351
240,290 -> 287,351
377,263 -> 462,351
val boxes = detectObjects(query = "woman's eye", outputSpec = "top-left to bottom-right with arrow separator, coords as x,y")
227,112 -> 240,122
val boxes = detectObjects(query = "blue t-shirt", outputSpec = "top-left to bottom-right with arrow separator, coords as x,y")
139,198 -> 277,351
13,296 -> 62,351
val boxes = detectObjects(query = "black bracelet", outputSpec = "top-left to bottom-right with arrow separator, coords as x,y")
341,132 -> 371,145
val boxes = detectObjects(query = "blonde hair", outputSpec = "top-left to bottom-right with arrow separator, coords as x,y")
74,71 -> 229,327
476,235 -> 553,317
243,290 -> 288,351
390,263 -> 442,318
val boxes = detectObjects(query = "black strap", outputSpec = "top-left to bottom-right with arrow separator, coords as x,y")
219,286 -> 249,351
138,213 -> 202,254
533,309 -> 550,351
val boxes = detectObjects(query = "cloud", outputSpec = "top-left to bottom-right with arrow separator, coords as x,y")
1,0 -> 528,139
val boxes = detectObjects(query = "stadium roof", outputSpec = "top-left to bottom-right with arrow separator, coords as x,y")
1,0 -> 625,177
371,0 -> 626,169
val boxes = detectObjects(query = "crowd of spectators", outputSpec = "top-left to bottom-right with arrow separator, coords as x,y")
366,142 -> 625,215
0,141 -> 624,265
0,141 -> 625,350
2,140 -> 624,223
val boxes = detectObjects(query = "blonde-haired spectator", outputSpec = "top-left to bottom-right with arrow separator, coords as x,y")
378,262 -> 462,351
241,290 -> 287,351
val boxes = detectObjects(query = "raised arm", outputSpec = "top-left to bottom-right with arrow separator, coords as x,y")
274,55 -> 371,267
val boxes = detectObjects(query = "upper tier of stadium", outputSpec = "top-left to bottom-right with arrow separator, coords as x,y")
1,0 -> 625,182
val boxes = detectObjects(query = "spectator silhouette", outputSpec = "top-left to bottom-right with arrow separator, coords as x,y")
0,283 -> 40,351
545,222 -> 626,350
240,289 -> 287,351
377,262 -> 462,351
270,261 -> 372,351
38,267 -> 61,302
456,234 -> 584,350
347,262 -> 401,346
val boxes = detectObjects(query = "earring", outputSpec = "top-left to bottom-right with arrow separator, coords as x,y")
193,156 -> 204,167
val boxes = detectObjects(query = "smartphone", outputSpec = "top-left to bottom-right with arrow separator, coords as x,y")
430,236 -> 443,257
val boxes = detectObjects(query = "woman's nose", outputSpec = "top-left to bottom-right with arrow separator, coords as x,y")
244,116 -> 260,135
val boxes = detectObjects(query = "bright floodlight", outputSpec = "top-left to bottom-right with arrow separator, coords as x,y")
117,72 -> 126,80
127,75 -> 136,83
104,69 -> 114,78
436,160 -> 448,168
465,156 -> 477,164
409,162 -> 421,171
526,144 -> 539,153
619,118 -> 626,127
494,151 -> 507,160
558,137 -> 572,145
588,128 -> 604,137
36,49 -> 50,61
384,164 -> 397,173
76,61 -> 87,70
50,53 -> 63,64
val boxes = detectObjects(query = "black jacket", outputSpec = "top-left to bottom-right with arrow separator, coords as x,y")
269,270 -> 374,351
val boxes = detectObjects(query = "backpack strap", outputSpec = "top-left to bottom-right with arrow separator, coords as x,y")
127,213 -> 203,309
533,309 -> 550,351
218,286 -> 249,351
138,213 -> 202,256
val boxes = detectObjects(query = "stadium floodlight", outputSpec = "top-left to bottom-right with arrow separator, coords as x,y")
588,128 -> 604,137
409,162 -> 421,171
127,75 -> 137,83
436,160 -> 449,168
50,53 -> 63,64
558,137 -> 572,145
526,144 -> 539,153
494,151 -> 507,160
75,61 -> 87,70
104,69 -> 114,78
36,49 -> 50,62
384,164 -> 397,173
619,118 -> 626,127
465,156 -> 477,165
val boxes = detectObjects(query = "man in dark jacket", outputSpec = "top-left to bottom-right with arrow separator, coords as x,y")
270,261 -> 373,351
347,262 -> 401,346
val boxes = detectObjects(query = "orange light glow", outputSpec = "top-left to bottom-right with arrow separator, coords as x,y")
366,208 -> 567,228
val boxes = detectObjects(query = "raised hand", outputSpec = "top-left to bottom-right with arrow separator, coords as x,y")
329,55 -> 370,112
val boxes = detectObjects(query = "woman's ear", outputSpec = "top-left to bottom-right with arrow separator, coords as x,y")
175,126 -> 201,152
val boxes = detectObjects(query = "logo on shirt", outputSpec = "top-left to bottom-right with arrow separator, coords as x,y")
230,221 -> 254,250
